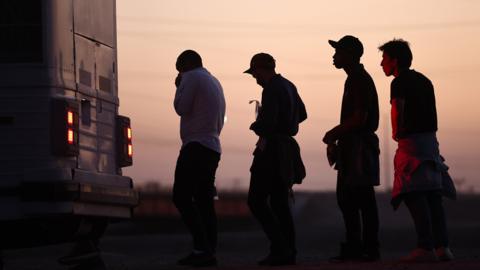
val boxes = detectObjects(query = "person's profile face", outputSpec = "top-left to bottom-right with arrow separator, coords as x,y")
380,52 -> 397,77
332,48 -> 348,69
250,67 -> 267,87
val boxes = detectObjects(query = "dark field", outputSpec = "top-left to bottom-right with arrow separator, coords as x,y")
2,192 -> 480,269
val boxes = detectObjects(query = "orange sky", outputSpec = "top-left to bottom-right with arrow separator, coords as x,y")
117,0 -> 480,192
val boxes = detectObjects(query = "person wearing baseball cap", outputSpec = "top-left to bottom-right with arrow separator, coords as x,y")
323,36 -> 381,262
244,52 -> 307,266
328,35 -> 364,60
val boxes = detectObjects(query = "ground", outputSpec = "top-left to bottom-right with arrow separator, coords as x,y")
2,192 -> 480,269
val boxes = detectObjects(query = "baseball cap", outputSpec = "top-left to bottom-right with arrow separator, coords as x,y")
244,53 -> 276,74
328,35 -> 364,58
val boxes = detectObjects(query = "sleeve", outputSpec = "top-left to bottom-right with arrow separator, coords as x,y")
250,87 -> 279,137
173,73 -> 196,116
297,91 -> 307,123
390,78 -> 405,101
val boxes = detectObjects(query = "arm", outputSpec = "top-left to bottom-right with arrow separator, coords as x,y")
322,85 -> 368,145
322,110 -> 367,144
298,93 -> 308,123
173,73 -> 196,116
391,98 -> 405,141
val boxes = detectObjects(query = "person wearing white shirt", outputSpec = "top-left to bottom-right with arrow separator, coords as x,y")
172,50 -> 225,267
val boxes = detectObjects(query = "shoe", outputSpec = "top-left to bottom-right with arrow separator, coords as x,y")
361,250 -> 380,262
68,257 -> 107,270
177,252 -> 217,267
58,241 -> 100,265
436,247 -> 454,261
257,254 -> 272,266
400,248 -> 438,263
257,253 -> 295,266
329,242 -> 363,263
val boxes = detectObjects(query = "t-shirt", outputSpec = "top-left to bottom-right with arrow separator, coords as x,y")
340,64 -> 379,134
390,69 -> 438,138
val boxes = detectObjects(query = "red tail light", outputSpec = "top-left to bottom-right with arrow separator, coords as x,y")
52,99 -> 79,156
127,127 -> 132,140
128,143 -> 133,157
67,128 -> 74,144
117,116 -> 133,167
67,111 -> 74,125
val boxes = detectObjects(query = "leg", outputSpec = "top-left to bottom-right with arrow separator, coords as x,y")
426,192 -> 449,248
247,170 -> 286,255
193,146 -> 220,252
403,192 -> 434,250
358,186 -> 380,258
331,182 -> 363,261
270,183 -> 296,256
172,144 -> 210,253
337,184 -> 362,248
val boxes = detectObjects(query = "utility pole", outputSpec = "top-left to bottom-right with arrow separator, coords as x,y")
383,112 -> 391,192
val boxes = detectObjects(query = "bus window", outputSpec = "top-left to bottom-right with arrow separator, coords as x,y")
0,0 -> 42,63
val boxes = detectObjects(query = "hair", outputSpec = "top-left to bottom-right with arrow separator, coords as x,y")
177,50 -> 203,71
378,39 -> 413,69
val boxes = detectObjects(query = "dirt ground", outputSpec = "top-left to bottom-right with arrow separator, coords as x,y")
2,192 -> 480,270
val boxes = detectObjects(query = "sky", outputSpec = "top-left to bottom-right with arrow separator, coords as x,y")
117,0 -> 480,192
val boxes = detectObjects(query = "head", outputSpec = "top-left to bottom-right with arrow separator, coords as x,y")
378,39 -> 412,77
176,50 -> 203,73
328,35 -> 363,69
244,53 -> 276,87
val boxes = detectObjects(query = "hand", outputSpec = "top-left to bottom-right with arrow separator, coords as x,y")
326,143 -> 337,167
392,133 -> 399,142
322,129 -> 337,145
175,73 -> 182,87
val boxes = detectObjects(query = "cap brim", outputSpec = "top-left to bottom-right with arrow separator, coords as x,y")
244,68 -> 253,74
328,40 -> 338,48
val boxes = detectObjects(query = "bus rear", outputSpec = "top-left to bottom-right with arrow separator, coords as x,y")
0,0 -> 137,248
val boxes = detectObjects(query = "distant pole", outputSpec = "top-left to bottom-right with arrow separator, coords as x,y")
383,112 -> 391,192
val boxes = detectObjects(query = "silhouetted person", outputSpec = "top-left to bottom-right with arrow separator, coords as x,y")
244,53 -> 307,266
172,50 -> 226,267
379,39 -> 456,262
323,35 -> 380,262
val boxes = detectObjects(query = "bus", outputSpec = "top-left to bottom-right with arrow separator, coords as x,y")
0,0 -> 137,256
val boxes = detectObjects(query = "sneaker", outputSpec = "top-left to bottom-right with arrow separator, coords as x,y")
400,248 -> 438,263
58,241 -> 100,265
68,256 -> 107,270
329,242 -> 363,263
176,252 -> 217,267
436,247 -> 454,261
361,250 -> 381,262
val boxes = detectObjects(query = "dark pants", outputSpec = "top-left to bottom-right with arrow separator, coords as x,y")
172,142 -> 220,253
336,184 -> 379,254
248,151 -> 296,256
404,191 -> 449,250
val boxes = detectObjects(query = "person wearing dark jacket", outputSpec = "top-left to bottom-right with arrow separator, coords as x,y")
244,53 -> 307,266
324,35 -> 381,262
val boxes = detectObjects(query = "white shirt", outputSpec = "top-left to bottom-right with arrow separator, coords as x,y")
174,67 -> 226,154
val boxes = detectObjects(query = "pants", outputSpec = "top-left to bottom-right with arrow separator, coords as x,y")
248,151 -> 296,256
336,183 -> 379,253
404,191 -> 449,250
172,142 -> 220,253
